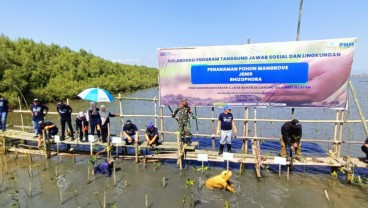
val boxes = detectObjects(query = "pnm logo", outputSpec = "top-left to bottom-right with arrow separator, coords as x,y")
339,42 -> 355,48
159,52 -> 172,56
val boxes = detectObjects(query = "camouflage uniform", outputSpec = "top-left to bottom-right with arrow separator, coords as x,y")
172,99 -> 195,144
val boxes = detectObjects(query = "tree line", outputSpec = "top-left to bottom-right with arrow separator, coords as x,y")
0,34 -> 158,107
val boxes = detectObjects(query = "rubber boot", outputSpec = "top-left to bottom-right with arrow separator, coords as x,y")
218,144 -> 224,155
227,144 -> 232,153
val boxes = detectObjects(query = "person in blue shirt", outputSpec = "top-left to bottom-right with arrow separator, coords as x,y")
30,98 -> 49,137
0,95 -> 10,132
93,159 -> 114,177
216,105 -> 237,155
56,100 -> 74,141
122,120 -> 139,145
145,122 -> 159,147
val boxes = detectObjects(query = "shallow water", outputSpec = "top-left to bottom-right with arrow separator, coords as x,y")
0,154 -> 367,208
2,76 -> 368,207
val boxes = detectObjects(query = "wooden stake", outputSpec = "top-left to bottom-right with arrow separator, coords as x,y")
88,166 -> 90,182
145,194 -> 148,208
113,166 -> 116,186
103,189 -> 106,208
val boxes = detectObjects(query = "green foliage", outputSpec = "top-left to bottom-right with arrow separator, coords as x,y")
224,200 -> 230,208
331,171 -> 338,178
185,178 -> 195,189
89,155 -> 97,165
0,35 -> 158,106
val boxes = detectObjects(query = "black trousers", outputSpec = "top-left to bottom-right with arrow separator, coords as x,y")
90,124 -> 101,138
60,117 -> 74,139
361,145 -> 368,159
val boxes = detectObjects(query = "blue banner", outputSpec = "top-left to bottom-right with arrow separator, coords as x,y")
191,63 -> 308,84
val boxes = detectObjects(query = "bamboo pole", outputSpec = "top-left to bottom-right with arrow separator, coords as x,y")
119,93 -> 124,124
348,81 -> 368,136
253,108 -> 261,178
160,107 -> 164,142
337,110 -> 345,158
107,124 -> 111,160
243,107 -> 249,154
135,141 -> 138,163
211,107 -> 215,150
18,96 -> 25,132
177,133 -> 182,170
154,96 -> 157,127
332,111 -> 340,153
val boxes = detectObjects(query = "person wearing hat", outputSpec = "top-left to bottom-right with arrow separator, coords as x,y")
216,105 -> 237,155
56,100 -> 74,141
171,98 -> 196,145
37,120 -> 58,148
99,105 -> 120,143
75,111 -> 89,142
93,159 -> 114,177
122,120 -> 139,145
205,170 -> 235,193
145,122 -> 159,148
30,98 -> 49,137
0,95 -> 10,132
86,102 -> 101,141
280,119 -> 303,161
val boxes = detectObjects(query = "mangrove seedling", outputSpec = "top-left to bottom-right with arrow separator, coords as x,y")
73,189 -> 80,208
185,178 -> 195,190
94,191 -> 103,208
182,194 -> 186,208
154,161 -> 162,171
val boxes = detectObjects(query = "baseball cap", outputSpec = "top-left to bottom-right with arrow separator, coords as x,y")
181,98 -> 187,102
291,119 -> 300,125
126,120 -> 132,124
224,105 -> 231,110
291,119 -> 301,129
33,98 -> 39,102
147,122 -> 154,129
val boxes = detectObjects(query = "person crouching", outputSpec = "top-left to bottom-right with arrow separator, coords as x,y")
93,159 -> 114,177
37,121 -> 58,148
205,170 -> 235,193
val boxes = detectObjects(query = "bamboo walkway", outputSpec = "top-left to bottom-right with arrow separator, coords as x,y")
1,129 -> 367,181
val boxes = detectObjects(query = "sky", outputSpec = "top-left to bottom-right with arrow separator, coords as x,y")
0,0 -> 367,74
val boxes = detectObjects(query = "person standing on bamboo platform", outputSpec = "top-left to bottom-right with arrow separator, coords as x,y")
171,98 -> 196,145
56,100 -> 74,141
30,98 -> 49,137
86,102 -> 101,141
75,111 -> 89,142
0,95 -> 10,132
280,119 -> 303,161
216,105 -> 237,155
99,105 -> 120,143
